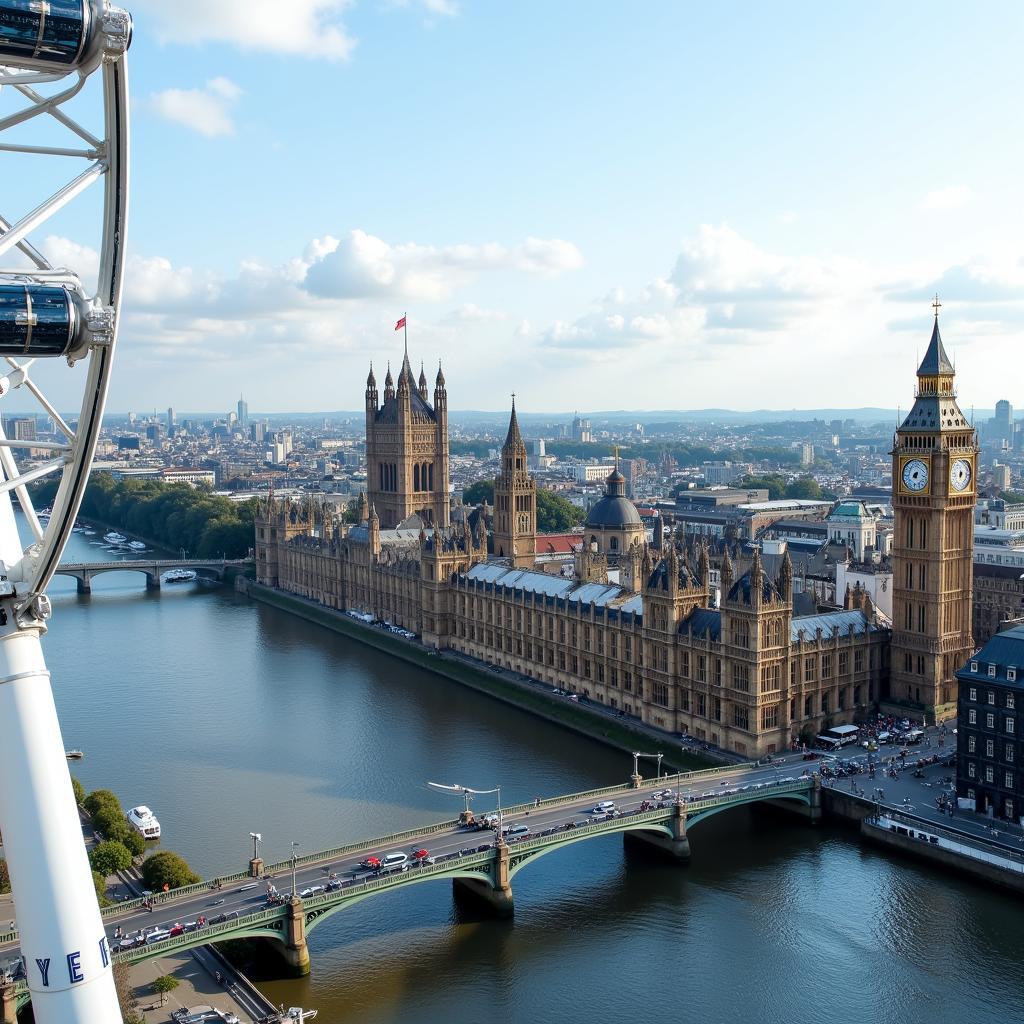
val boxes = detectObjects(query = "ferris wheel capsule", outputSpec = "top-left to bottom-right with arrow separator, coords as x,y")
0,0 -> 131,74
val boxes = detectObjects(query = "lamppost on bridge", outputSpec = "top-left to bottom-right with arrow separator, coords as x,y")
631,751 -> 663,787
428,781 -> 503,840
290,841 -> 300,898
249,832 -> 263,879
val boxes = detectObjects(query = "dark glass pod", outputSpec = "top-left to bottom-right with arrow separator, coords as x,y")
0,284 -> 80,356
0,0 -> 90,69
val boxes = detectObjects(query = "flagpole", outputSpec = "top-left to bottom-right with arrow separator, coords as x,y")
404,311 -> 408,355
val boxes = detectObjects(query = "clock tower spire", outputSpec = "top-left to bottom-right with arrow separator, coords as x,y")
889,300 -> 977,723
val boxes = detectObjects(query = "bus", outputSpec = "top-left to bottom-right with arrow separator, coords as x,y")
815,724 -> 860,750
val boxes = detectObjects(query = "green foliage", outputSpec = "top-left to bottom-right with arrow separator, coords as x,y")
152,974 -> 180,1006
0,858 -> 9,895
84,788 -> 122,818
89,840 -> 133,876
113,961 -> 143,1023
32,472 -> 258,559
92,805 -> 129,841
786,476 -> 823,500
122,829 -> 146,857
537,489 -> 584,532
736,474 -> 825,502
462,479 -> 494,505
91,868 -> 110,907
71,775 -> 85,806
141,850 -> 200,891
1000,490 -> 1024,504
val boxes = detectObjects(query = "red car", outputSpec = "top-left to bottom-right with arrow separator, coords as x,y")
360,856 -> 381,870
411,849 -> 434,865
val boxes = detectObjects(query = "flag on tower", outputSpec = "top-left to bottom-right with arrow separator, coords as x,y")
395,316 -> 406,331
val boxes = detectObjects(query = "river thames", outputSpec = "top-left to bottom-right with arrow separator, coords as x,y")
35,527 -> 1024,1024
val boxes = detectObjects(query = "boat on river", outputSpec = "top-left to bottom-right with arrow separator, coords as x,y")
65,749 -> 84,760
104,531 -> 127,544
128,540 -> 147,551
126,805 -> 161,840
165,569 -> 197,583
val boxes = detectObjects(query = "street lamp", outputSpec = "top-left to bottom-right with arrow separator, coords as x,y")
290,841 -> 300,897
428,781 -> 503,838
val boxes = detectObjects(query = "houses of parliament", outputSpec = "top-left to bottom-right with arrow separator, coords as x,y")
255,316 -> 978,758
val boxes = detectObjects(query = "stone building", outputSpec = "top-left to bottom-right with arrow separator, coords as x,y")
364,350 -> 450,529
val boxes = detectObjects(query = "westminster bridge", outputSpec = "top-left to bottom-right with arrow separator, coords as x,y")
54,558 -> 247,593
0,762 -> 818,1018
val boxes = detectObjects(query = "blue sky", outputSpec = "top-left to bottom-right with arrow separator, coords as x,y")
5,1 -> 1024,415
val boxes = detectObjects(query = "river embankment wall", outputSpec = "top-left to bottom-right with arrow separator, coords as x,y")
245,581 -> 717,773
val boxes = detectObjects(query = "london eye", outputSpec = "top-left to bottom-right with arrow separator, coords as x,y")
0,1 -> 131,1020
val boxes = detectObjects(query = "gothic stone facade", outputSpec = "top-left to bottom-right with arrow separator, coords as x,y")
255,497 -> 888,759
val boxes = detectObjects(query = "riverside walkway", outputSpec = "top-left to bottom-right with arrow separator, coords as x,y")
0,760 -> 817,1017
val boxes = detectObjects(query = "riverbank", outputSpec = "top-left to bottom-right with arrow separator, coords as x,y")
246,582 -> 716,774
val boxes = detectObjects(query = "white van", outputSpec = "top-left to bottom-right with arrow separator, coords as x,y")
590,801 -> 616,814
378,852 -> 409,872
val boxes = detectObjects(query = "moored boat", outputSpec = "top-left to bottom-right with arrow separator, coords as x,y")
126,805 -> 161,840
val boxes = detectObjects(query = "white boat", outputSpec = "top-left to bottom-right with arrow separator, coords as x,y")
126,805 -> 161,840
128,541 -> 147,551
65,749 -> 84,760
165,569 -> 197,583
82,528 -> 96,536
104,531 -> 127,543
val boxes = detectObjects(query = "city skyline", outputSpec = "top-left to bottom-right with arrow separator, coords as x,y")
7,2 -> 1024,414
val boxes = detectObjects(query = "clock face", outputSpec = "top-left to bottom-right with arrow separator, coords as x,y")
902,458 -> 929,492
950,458 -> 973,492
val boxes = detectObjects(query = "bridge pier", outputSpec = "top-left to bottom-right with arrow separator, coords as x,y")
281,897 -> 311,977
452,842 -> 514,918
765,777 -> 822,823
0,984 -> 16,1024
624,801 -> 691,861
145,572 -> 161,591
76,575 -> 91,595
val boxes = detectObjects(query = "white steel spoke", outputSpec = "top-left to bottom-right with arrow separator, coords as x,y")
0,457 -> 66,496
0,214 -> 51,271
0,162 -> 105,260
0,71 -> 88,135
0,425 -> 43,543
0,439 -> 72,452
0,141 -> 99,158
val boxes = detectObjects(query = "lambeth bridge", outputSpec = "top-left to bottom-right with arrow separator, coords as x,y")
54,559 -> 246,594
0,762 -> 817,1018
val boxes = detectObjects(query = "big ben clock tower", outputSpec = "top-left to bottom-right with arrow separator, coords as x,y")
889,299 -> 978,723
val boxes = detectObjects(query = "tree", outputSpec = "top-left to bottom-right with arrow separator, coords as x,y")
89,840 -> 133,876
152,975 -> 180,1007
737,474 -> 788,501
785,477 -> 823,500
92,806 -> 130,843
536,489 -> 584,532
84,789 -> 122,818
141,850 -> 200,891
0,859 -> 9,895
121,829 -> 146,857
91,868 -> 110,907
71,775 -> 85,806
462,479 -> 494,506
113,961 -> 144,1024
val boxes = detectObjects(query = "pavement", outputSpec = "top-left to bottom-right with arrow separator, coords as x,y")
128,947 -> 262,1023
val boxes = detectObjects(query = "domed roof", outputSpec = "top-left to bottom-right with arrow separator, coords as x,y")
585,494 -> 642,529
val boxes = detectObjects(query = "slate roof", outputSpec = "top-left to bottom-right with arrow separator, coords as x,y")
955,624 -> 1024,687
918,318 -> 954,376
790,609 -> 882,642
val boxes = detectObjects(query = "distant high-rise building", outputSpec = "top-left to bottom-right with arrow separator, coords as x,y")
167,406 -> 175,427
9,418 -> 36,442
250,421 -> 266,444
237,396 -> 249,427
992,399 -> 1014,445
800,443 -> 814,466
571,413 -> 592,443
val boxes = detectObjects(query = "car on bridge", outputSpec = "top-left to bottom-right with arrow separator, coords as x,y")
502,823 -> 530,837
145,928 -> 170,944
299,885 -> 325,898
360,856 -> 382,870
411,849 -> 434,865
589,801 -> 616,814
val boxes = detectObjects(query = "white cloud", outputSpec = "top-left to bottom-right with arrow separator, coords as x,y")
422,0 -> 459,14
147,78 -> 243,137
921,185 -> 974,211
132,0 -> 356,61
303,229 -> 583,301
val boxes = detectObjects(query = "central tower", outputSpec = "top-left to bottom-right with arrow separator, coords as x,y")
493,396 -> 536,567
365,352 -> 450,530
889,303 -> 977,722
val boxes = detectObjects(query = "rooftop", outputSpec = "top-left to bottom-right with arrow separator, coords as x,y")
956,625 -> 1024,687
